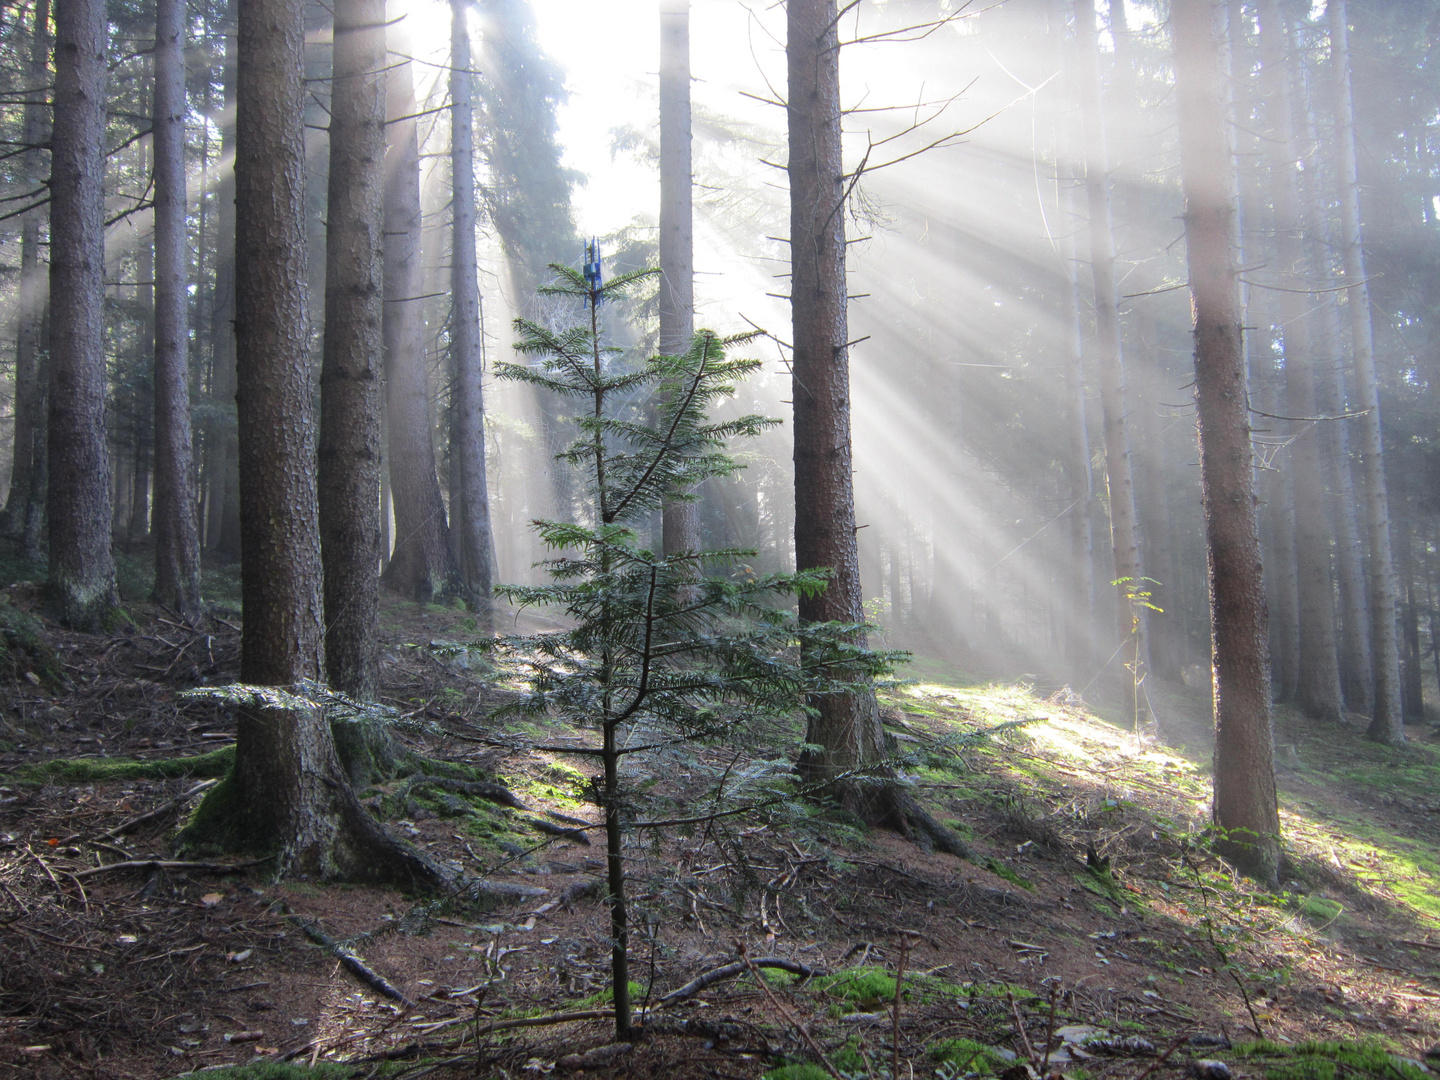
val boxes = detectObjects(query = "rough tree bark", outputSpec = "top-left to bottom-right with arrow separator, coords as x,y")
659,0 -> 700,559
787,0 -> 961,854
449,0 -> 495,627
318,0 -> 386,697
2,0 -> 50,541
1328,0 -> 1404,745
1072,0 -> 1149,682
226,0 -> 449,884
47,0 -> 120,630
1172,0 -> 1281,886
380,24 -> 454,602
1257,0 -> 1342,722
152,0 -> 204,621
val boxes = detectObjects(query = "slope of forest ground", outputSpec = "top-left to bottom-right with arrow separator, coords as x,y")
0,565 -> 1438,1080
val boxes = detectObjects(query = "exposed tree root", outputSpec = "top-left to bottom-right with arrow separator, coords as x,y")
833,780 -> 972,859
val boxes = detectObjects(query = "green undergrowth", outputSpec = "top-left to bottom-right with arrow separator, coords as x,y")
13,744 -> 234,783
1230,1038 -> 1432,1080
930,1036 -> 1010,1074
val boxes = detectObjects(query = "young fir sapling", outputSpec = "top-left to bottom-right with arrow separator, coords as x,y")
492,250 -> 899,1038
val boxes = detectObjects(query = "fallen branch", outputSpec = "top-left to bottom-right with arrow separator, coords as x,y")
102,779 -> 218,839
291,915 -> 417,1009
411,1007 -> 617,1036
740,943 -> 839,1079
659,956 -> 822,1007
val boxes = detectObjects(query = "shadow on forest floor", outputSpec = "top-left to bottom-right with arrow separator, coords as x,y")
0,576 -> 1437,1079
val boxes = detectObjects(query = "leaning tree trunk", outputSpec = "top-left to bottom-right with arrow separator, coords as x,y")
659,0 -> 700,559
47,0 -> 119,630
1329,0 -> 1404,745
380,29 -> 454,603
226,0 -> 451,886
2,0 -> 50,540
449,0 -> 495,628
1258,0 -> 1342,722
318,0 -> 386,698
1173,0 -> 1281,887
152,0 -> 204,621
1072,0 -> 1149,687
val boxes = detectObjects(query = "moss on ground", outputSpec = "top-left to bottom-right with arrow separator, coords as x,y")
1230,1038 -> 1431,1080
15,745 -> 235,783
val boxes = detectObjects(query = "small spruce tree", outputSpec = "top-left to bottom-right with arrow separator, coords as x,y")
494,252 -> 895,1039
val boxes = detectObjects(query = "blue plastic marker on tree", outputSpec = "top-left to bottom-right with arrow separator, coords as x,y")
583,237 -> 602,294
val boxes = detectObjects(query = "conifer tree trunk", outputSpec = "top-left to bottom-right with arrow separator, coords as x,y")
1051,0 -> 1094,675
788,0 -> 885,805
47,0 -> 120,629
1072,0 -> 1148,681
659,0 -> 700,558
787,0 -> 961,855
1329,0 -> 1404,745
206,0 -> 241,558
381,32 -> 454,602
449,0 -> 495,627
152,0 -> 204,621
1258,0 -> 1342,722
1172,0 -> 1281,886
2,0 -> 50,540
129,218 -> 154,550
1287,30 -> 1371,716
228,0 -> 450,884
318,0 -> 386,696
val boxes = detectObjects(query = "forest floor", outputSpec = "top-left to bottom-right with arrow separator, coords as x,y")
1,570 -> 1439,1080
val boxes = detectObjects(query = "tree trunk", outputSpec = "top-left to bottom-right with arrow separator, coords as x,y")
380,31 -> 454,603
318,0 -> 386,698
2,0 -> 50,540
1287,25 -> 1370,717
152,0 -> 204,621
228,0 -> 447,886
659,0 -> 700,559
1257,0 -> 1342,723
449,0 -> 495,627
1072,0 -> 1148,685
47,0 -> 119,630
1172,0 -> 1281,887
206,0 -> 241,559
786,0 -> 958,855
1329,0 -> 1404,745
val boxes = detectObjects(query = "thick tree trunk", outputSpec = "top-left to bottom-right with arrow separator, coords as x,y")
318,0 -> 386,698
1172,0 -> 1281,887
786,0 -> 958,856
2,0 -> 50,540
152,0 -> 204,621
380,34 -> 454,603
449,0 -> 495,627
1328,0 -> 1404,745
659,0 -> 700,559
47,0 -> 119,630
229,0 -> 446,886
1257,0 -> 1342,722
788,0 -> 885,801
1072,0 -> 1148,684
